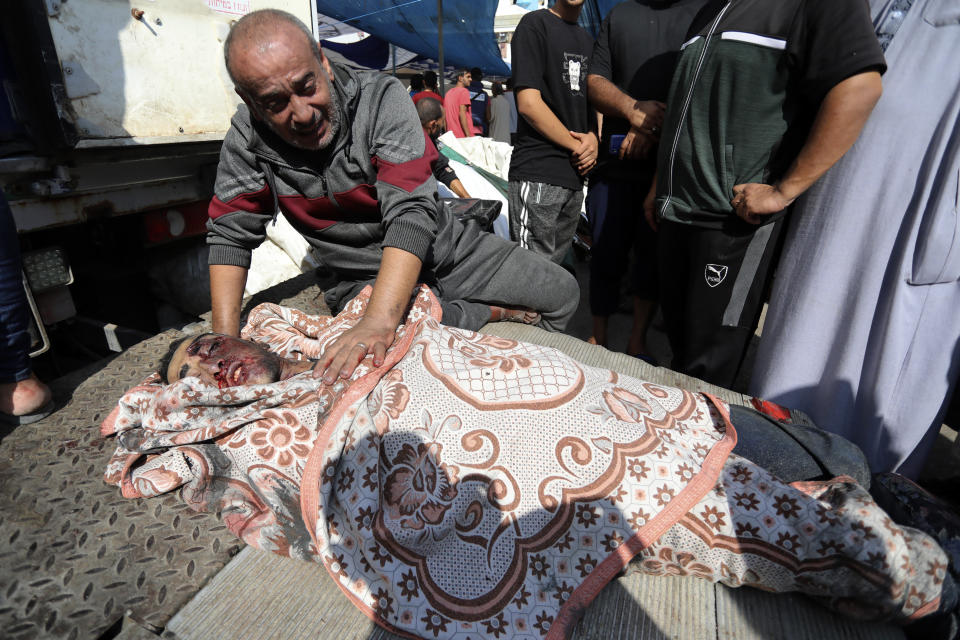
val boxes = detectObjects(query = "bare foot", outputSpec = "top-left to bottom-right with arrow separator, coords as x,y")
0,372 -> 53,417
489,306 -> 541,325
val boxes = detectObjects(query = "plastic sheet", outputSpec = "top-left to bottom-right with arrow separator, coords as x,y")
314,0 -> 509,75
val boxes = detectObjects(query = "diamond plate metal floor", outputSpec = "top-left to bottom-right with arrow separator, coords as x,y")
0,274 -> 329,639
165,322 -> 903,640
0,273 -> 907,639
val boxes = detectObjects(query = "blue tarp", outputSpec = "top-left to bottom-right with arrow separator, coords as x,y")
315,0 -> 509,76
322,35 -> 422,71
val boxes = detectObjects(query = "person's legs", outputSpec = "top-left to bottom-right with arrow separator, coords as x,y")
550,186 -> 584,265
623,179 -> 658,358
459,244 -> 580,332
508,180 -> 576,263
626,296 -> 657,358
729,404 -> 871,486
0,193 -> 52,420
323,274 -> 501,334
635,452 -> 948,623
587,178 -> 625,346
665,219 -> 783,388
656,220 -> 691,368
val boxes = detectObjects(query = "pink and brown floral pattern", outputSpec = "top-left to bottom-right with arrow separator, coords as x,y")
239,409 -> 311,467
368,369 -> 410,432
381,442 -> 459,531
102,288 -> 949,640
641,547 -> 715,580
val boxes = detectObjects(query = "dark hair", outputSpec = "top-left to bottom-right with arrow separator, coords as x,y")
470,67 -> 483,82
224,9 -> 319,92
492,81 -> 504,97
157,335 -> 193,384
410,73 -> 424,92
424,70 -> 438,90
415,97 -> 444,126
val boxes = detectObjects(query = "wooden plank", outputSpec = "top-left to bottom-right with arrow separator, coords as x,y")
571,573 -> 716,640
166,547 -> 385,640
714,582 -> 903,640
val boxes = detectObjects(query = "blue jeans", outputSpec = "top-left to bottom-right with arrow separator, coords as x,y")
729,405 -> 871,487
0,192 -> 31,383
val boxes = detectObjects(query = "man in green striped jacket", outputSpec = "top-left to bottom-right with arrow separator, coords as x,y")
644,0 -> 885,388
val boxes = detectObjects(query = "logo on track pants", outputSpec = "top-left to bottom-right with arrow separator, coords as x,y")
704,264 -> 728,288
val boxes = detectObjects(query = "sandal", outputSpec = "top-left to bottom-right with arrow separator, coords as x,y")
0,400 -> 55,426
492,307 -> 541,325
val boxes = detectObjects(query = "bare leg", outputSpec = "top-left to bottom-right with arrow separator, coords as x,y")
589,315 -> 608,347
627,296 -> 656,357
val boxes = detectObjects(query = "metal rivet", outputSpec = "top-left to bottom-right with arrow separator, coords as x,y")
155,18 -> 162,26
178,127 -> 184,133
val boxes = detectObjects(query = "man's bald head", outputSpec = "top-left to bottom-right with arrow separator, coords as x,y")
416,98 -> 444,127
224,9 -> 317,92
223,9 -> 341,151
416,97 -> 445,137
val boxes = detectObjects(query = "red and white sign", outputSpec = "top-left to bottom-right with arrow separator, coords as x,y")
205,0 -> 251,16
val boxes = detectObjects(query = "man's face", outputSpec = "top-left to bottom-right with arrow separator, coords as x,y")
232,25 -> 341,151
458,72 -> 472,87
166,334 -> 283,388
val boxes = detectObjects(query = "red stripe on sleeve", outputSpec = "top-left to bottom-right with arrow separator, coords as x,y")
208,184 -> 273,219
372,130 -> 438,193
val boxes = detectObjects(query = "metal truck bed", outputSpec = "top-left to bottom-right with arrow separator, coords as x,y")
0,275 -> 902,639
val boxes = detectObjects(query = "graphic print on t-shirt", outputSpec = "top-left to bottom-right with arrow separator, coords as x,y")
563,53 -> 587,95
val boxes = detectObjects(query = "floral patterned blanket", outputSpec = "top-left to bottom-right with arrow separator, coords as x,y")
103,287 -> 946,638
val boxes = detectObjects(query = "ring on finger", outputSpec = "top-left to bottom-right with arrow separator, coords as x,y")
355,342 -> 368,351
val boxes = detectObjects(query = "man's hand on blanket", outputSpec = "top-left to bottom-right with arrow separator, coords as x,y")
314,248 -> 420,384
313,317 -> 396,384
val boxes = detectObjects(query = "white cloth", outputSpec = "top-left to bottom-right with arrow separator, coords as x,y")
750,0 -> 960,477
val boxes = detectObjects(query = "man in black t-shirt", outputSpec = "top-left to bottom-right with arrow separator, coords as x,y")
507,0 -> 597,265
585,0 -> 709,360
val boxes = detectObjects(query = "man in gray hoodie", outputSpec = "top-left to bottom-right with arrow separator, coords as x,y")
207,10 -> 578,385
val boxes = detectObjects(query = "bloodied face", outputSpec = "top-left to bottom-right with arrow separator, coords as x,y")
166,334 -> 285,388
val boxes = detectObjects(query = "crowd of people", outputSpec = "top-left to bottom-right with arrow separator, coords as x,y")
184,8 -> 960,634
400,0 -> 958,485
2,0 -> 955,483
0,2 -> 954,637
126,7 -> 958,630
0,0 -> 951,478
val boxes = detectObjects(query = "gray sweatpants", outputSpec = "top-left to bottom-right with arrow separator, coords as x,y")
508,180 -> 584,264
435,242 -> 580,331
326,222 -> 579,333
